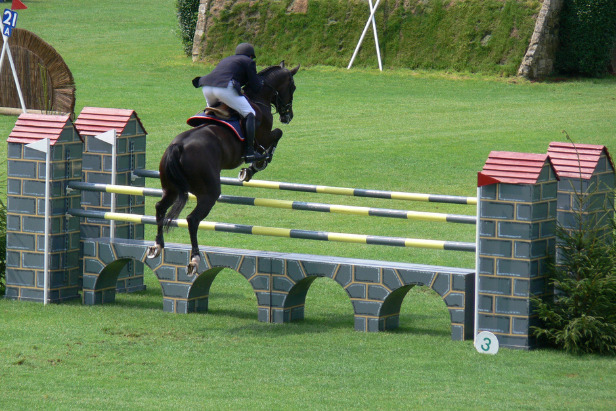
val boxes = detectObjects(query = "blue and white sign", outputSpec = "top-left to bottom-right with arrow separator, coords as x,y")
2,9 -> 18,37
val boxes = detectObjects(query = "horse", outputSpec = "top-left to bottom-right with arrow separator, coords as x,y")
147,61 -> 300,276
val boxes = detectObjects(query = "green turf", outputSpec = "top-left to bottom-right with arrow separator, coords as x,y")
1,1 -> 616,409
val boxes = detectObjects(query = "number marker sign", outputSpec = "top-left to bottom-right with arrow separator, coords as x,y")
475,331 -> 499,355
2,9 -> 18,37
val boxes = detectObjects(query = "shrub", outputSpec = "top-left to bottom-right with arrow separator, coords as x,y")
532,188 -> 616,355
177,0 -> 201,56
556,0 -> 616,77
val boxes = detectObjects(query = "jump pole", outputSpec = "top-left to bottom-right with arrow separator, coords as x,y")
68,208 -> 476,252
67,181 -> 477,224
132,169 -> 477,205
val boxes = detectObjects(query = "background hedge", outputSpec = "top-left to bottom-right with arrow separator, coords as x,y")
556,0 -> 616,77
176,0 -> 200,55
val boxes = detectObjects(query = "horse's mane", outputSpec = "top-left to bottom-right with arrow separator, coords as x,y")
258,65 -> 285,84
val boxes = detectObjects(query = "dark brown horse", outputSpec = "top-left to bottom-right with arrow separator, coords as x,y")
147,62 -> 300,275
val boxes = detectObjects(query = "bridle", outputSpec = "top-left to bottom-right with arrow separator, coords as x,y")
247,68 -> 294,166
262,76 -> 294,118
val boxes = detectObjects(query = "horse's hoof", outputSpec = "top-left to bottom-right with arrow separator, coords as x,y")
238,168 -> 254,182
187,263 -> 198,276
186,256 -> 200,276
147,244 -> 162,259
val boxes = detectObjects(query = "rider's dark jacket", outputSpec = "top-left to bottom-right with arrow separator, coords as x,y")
195,54 -> 263,95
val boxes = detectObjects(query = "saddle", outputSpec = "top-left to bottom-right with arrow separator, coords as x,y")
204,105 -> 232,120
187,104 -> 245,141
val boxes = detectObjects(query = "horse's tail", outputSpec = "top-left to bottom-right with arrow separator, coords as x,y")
162,143 -> 189,231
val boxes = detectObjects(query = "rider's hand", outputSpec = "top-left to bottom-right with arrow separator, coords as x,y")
192,77 -> 201,88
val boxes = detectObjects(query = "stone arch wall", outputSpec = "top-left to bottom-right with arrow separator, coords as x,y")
81,237 -> 475,340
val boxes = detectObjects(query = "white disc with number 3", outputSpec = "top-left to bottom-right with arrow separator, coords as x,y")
475,331 -> 499,354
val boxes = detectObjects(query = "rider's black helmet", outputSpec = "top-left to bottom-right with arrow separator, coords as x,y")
235,43 -> 256,59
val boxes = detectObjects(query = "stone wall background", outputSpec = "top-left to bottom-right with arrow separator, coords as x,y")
192,0 -> 614,79
517,0 -> 564,79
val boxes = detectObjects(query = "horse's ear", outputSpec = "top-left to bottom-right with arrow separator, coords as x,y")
290,64 -> 300,76
280,60 -> 285,68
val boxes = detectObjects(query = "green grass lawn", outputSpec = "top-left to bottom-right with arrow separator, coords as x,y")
1,0 -> 616,409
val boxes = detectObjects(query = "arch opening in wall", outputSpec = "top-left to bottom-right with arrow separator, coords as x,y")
113,264 -> 162,311
302,276 -> 354,330
204,268 -> 259,321
0,28 -> 76,115
395,286 -> 451,337
95,259 -> 131,292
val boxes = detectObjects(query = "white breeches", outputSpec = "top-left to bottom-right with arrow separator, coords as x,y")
201,81 -> 255,117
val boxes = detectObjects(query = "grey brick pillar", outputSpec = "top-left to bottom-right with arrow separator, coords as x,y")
5,114 -> 82,303
548,143 -> 615,249
476,152 -> 558,349
75,107 -> 147,292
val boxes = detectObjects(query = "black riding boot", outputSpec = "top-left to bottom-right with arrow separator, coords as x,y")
243,113 -> 266,163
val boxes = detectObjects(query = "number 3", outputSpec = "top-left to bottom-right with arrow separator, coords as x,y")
481,337 -> 492,351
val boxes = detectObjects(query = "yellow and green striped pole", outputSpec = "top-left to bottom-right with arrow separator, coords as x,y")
68,208 -> 476,252
68,182 -> 476,224
132,169 -> 477,205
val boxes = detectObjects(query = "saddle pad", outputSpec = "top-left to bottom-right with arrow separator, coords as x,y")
186,112 -> 244,141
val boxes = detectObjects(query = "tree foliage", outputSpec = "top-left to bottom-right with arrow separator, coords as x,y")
556,0 -> 616,77
177,0 -> 201,56
532,192 -> 616,355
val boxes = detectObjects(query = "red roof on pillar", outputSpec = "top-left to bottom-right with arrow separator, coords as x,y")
7,113 -> 81,145
74,107 -> 146,136
547,142 -> 613,179
478,151 -> 556,187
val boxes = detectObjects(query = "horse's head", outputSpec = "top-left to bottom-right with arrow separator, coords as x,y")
259,61 -> 300,124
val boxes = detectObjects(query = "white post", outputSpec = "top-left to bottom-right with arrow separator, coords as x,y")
474,186 -> 481,341
1,20 -> 27,113
95,129 -> 118,240
368,0 -> 383,71
347,0 -> 382,70
0,20 -> 7,73
26,137 -> 51,304
110,131 -> 117,240
0,39 -> 7,73
43,138 -> 50,305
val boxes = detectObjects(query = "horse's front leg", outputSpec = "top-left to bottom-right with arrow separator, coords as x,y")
263,128 -> 283,162
238,128 -> 283,182
185,192 -> 219,276
147,191 -> 176,258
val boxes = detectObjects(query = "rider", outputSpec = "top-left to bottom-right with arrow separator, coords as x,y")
192,43 -> 266,163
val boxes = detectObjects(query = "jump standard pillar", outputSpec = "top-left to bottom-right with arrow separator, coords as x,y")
74,107 -> 147,295
476,151 -> 558,349
5,114 -> 83,302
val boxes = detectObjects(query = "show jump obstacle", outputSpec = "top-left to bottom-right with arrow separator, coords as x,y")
5,108 -> 614,350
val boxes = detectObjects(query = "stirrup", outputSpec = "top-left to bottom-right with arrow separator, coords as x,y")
243,152 -> 267,163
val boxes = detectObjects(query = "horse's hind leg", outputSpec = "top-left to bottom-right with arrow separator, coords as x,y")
185,190 -> 219,275
147,189 -> 177,258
